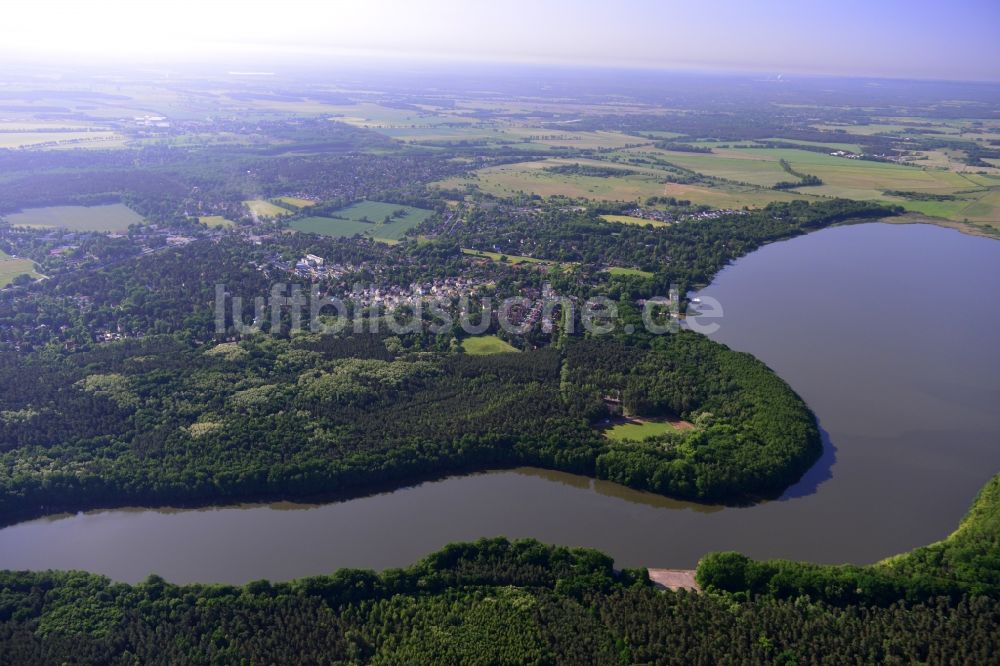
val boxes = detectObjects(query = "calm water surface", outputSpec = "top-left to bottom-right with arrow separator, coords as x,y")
2,222 -> 998,583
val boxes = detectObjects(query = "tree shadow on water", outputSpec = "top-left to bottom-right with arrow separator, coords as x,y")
778,425 -> 837,501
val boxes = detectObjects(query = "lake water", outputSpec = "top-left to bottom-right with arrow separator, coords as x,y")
2,222 -> 998,584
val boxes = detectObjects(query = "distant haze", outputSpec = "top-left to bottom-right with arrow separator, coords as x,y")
5,0 -> 999,82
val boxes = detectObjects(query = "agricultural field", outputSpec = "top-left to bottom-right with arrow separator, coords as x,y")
245,200 -> 292,219
498,127 -> 641,151
620,145 -> 1000,226
738,148 -> 971,196
604,419 -> 680,441
0,130 -> 125,149
0,249 -> 41,286
4,204 -> 144,231
762,137 -> 865,153
437,143 -> 1000,226
460,335 -> 518,355
291,201 -> 433,242
628,147 -> 793,187
436,158 -> 670,201
659,181 -> 811,208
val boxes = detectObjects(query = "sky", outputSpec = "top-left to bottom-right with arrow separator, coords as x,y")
4,0 -> 999,81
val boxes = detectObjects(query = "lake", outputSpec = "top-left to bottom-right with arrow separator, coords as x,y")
2,222 -> 998,584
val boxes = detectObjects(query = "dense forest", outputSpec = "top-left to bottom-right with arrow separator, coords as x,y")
697,472 -> 1000,604
0,328 -> 820,522
440,199 -> 897,300
1,527 -> 998,665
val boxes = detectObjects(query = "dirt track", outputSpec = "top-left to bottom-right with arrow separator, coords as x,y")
647,568 -> 700,591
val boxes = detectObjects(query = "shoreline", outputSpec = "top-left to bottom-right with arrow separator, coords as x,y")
880,212 -> 1000,240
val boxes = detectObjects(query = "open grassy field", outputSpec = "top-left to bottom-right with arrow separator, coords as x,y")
601,214 -> 669,228
461,248 -> 547,265
436,158 -> 669,201
274,196 -> 317,209
292,216 -> 379,238
461,335 -> 518,355
607,267 -> 654,278
763,137 -> 865,153
199,216 -> 235,228
0,130 -> 124,149
437,156 -> 815,208
604,419 -> 679,441
954,188 -> 1000,228
331,201 -> 433,225
499,127 -> 641,150
291,201 -> 433,242
0,249 -> 41,286
624,146 -> 1000,225
738,148 -> 971,196
244,200 -> 292,219
630,147 -> 793,187
5,204 -> 143,231
660,182 -> 811,208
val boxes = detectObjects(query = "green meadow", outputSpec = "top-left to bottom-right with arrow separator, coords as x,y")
608,266 -> 654,278
0,249 -> 41,286
274,196 -> 317,209
199,216 -> 235,228
461,248 -> 547,265
461,335 -> 519,355
437,158 -> 670,201
5,204 -> 143,232
601,214 -> 669,228
604,419 -> 679,441
245,199 -> 292,218
291,201 -> 433,242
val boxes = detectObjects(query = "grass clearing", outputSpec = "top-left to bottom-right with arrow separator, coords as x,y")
634,147 -> 792,187
291,201 -> 434,242
436,158 -> 669,201
763,137 -> 864,153
608,267 -> 654,278
461,335 -> 518,355
0,249 -> 41,286
660,182 -> 811,208
5,203 -> 143,232
199,216 -> 235,228
292,216 -> 380,238
601,214 -> 669,228
0,130 -> 124,149
604,419 -> 679,441
461,248 -> 547,265
274,196 -> 317,209
245,199 -> 292,219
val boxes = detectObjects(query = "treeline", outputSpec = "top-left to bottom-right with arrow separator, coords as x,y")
883,189 -> 958,201
0,134 -> 469,223
697,472 -> 1000,605
565,334 -> 821,500
543,163 -> 636,177
773,158 -> 823,189
654,141 -> 713,153
447,198 -> 898,297
0,537 -> 997,664
0,329 -> 821,521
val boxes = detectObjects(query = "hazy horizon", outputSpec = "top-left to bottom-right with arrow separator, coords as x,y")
4,0 -> 999,83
